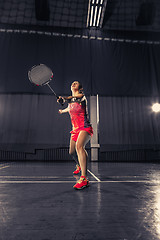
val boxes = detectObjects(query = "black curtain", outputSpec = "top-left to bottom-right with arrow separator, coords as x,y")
0,31 -> 160,151
99,96 -> 160,151
0,32 -> 91,95
91,40 -> 160,96
0,94 -> 71,151
0,31 -> 160,96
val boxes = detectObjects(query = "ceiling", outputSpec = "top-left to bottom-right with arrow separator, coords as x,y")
0,0 -> 159,33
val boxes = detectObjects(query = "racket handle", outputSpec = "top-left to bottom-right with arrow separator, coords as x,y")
57,97 -> 64,106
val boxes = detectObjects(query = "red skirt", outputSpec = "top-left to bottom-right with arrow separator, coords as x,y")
70,126 -> 93,142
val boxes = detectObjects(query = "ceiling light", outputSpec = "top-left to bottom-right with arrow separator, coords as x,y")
86,0 -> 107,28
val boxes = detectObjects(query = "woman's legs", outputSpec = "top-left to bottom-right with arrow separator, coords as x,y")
69,136 -> 79,165
76,131 -> 91,177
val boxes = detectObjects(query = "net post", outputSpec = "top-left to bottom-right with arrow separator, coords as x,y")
90,95 -> 100,161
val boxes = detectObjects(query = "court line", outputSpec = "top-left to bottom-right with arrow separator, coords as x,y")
0,180 -> 159,184
0,180 -> 90,183
0,175 -> 152,179
0,176 -> 74,179
87,169 -> 101,182
0,165 -> 10,170
98,180 -> 160,183
0,176 -> 158,183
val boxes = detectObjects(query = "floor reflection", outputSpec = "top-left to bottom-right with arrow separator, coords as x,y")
139,171 -> 160,240
73,172 -> 102,222
154,187 -> 160,237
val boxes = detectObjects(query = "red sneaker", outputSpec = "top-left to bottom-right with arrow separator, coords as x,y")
73,176 -> 89,190
73,165 -> 81,174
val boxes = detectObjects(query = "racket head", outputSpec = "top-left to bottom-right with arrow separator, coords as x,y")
28,64 -> 53,86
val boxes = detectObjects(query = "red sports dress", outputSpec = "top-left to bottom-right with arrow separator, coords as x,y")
68,95 -> 93,142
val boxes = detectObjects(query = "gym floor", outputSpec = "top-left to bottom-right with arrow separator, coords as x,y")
0,161 -> 160,240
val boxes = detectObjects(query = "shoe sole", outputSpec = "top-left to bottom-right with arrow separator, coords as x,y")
73,184 -> 89,190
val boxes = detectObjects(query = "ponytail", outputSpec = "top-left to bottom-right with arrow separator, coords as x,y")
78,82 -> 84,94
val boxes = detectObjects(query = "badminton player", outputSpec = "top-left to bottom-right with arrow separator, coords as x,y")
58,81 -> 93,190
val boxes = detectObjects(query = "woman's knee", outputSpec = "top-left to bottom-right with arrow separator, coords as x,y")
76,143 -> 84,153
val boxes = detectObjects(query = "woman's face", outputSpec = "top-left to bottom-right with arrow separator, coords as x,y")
71,81 -> 80,91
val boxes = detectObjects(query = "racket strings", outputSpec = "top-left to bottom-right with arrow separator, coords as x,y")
29,64 -> 53,86
28,64 -> 64,105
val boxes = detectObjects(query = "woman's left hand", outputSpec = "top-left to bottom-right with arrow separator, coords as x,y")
59,109 -> 63,114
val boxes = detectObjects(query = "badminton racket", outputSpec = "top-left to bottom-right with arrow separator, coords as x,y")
28,64 -> 64,105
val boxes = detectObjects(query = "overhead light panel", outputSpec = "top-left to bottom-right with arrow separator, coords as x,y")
87,0 -> 107,28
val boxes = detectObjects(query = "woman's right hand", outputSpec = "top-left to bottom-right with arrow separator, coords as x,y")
57,96 -> 62,103
57,96 -> 65,106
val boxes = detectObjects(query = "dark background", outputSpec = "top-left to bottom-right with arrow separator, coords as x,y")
0,0 -> 160,160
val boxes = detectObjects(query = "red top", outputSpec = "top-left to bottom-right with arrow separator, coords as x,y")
68,96 -> 92,131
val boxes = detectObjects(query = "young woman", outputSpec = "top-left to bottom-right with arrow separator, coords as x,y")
58,81 -> 93,190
